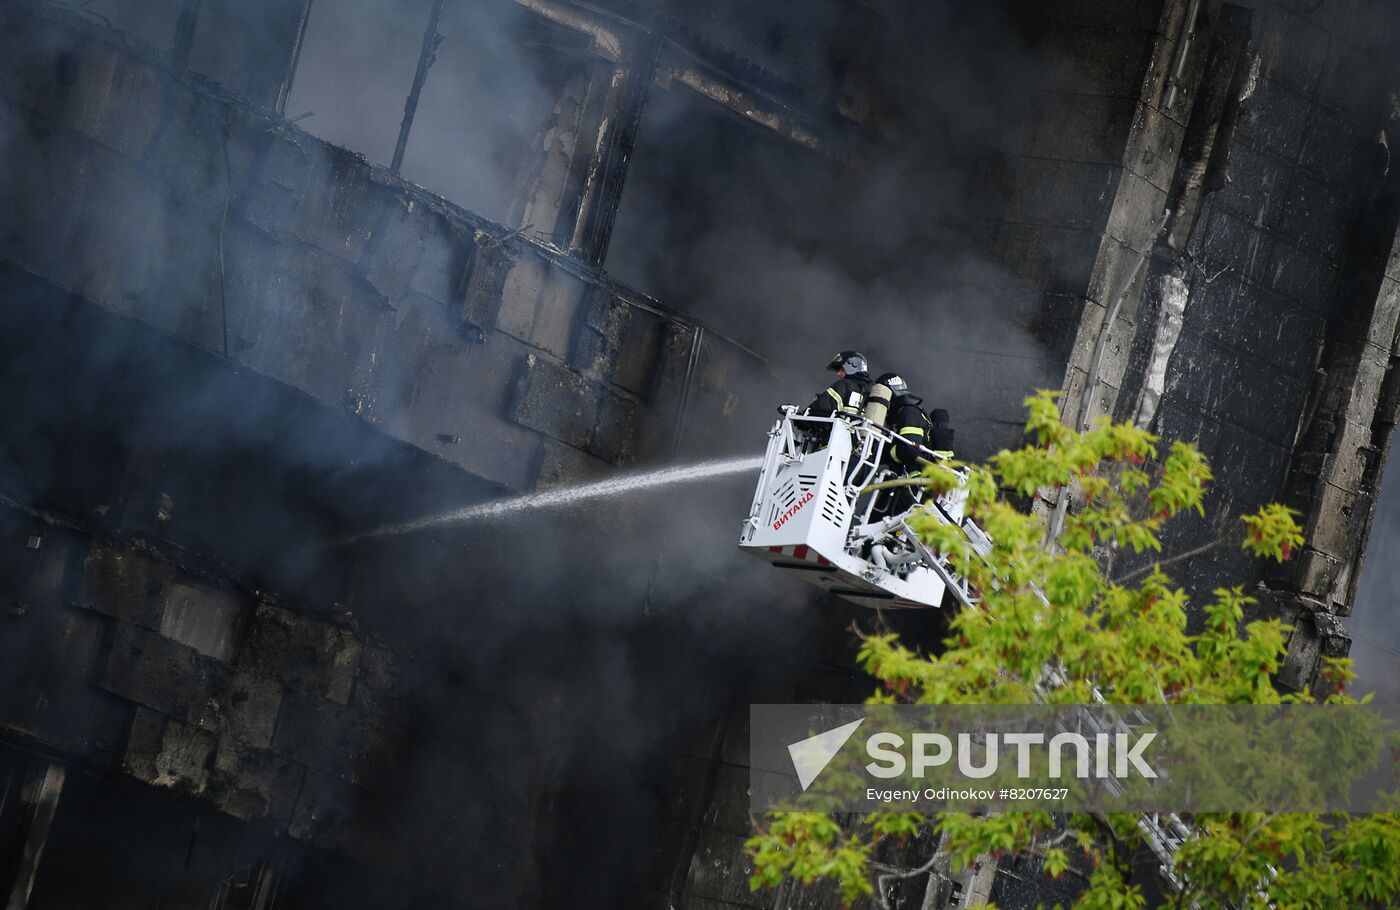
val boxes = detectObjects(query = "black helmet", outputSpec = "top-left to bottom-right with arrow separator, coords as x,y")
876,372 -> 908,395
930,408 -> 950,426
826,350 -> 868,375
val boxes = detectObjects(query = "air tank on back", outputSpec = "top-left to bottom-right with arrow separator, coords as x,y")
863,381 -> 892,426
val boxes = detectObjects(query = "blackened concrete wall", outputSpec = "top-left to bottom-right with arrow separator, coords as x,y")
1102,1 -> 1400,698
1144,0 -> 1398,599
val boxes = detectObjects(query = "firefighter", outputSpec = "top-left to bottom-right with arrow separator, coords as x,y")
873,372 -> 931,518
805,350 -> 872,418
879,373 -> 931,469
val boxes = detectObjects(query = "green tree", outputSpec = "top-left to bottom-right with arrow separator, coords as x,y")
746,391 -> 1400,908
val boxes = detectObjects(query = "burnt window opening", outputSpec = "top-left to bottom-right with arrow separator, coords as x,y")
283,0 -> 439,168
602,1 -> 1058,421
186,0 -> 310,109
397,0 -> 603,229
602,60 -> 1038,434
16,759 -> 283,909
281,0 -> 603,231
604,79 -> 845,352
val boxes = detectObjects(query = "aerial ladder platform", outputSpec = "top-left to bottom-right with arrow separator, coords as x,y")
738,406 -> 990,610
739,406 -> 1201,900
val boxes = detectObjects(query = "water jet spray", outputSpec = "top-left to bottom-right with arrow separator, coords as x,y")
345,455 -> 763,542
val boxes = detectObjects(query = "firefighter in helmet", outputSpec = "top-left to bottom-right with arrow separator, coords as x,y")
871,371 -> 931,518
878,373 -> 932,469
806,350 -> 872,418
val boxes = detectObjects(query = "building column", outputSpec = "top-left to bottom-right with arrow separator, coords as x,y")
2,759 -> 65,910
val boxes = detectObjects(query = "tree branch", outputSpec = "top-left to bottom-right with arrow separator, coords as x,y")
1112,534 -> 1230,584
872,847 -> 944,910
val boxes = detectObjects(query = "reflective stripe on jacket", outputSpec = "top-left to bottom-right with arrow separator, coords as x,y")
888,395 -> 931,466
807,375 -> 871,417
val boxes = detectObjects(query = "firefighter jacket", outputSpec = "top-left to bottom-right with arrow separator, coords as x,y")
887,394 -> 932,468
806,373 -> 871,418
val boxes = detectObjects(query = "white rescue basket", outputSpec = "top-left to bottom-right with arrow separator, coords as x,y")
738,406 -> 990,609
738,410 -> 1198,892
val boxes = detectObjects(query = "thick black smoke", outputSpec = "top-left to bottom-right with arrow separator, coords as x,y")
0,1 -> 1065,907
607,2 -> 1055,459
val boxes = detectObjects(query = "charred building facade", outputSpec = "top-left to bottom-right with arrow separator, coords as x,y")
1,0 -> 1399,907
